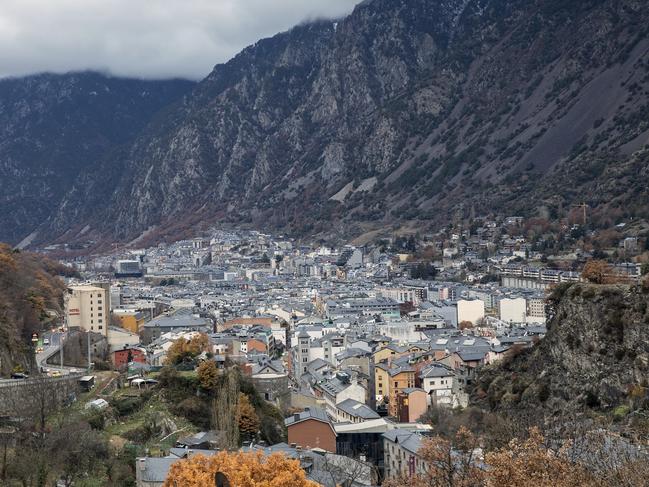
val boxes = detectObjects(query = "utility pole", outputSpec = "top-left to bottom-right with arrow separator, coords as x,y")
87,331 -> 92,372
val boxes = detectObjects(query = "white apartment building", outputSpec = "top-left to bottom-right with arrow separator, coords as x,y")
499,297 -> 527,323
456,299 -> 485,325
526,297 -> 546,324
65,285 -> 110,336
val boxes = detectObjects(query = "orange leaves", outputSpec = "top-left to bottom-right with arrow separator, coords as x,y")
163,451 -> 319,487
197,360 -> 219,390
165,333 -> 211,365
484,428 -> 590,487
237,393 -> 260,435
581,259 -> 612,284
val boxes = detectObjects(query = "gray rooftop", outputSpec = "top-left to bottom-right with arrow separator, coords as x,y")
284,407 -> 332,427
336,399 -> 380,420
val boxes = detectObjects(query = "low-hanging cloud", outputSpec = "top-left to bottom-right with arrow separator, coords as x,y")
0,0 -> 358,80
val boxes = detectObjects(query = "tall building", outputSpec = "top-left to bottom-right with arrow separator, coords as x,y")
115,260 -> 143,278
65,285 -> 110,336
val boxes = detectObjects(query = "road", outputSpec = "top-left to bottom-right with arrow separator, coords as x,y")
36,330 -> 84,376
0,330 -> 83,386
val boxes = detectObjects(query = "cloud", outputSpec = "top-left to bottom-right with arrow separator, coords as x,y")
0,0 -> 357,80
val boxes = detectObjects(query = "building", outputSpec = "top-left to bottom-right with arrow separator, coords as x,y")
285,407 -> 337,453
419,363 -> 455,406
394,388 -> 427,423
526,296 -> 546,323
316,372 -> 367,419
383,429 -> 427,479
65,285 -> 110,336
456,299 -> 485,325
249,358 -> 290,411
141,309 -> 211,345
113,347 -> 146,369
113,309 -> 147,333
335,398 -> 380,423
115,260 -> 143,278
498,297 -> 527,323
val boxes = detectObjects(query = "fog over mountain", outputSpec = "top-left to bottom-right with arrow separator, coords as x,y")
0,0 -> 357,80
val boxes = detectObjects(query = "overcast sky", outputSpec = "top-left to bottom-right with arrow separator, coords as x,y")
0,0 -> 358,80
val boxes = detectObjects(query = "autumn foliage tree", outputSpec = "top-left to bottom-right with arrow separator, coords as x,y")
197,360 -> 219,391
238,393 -> 260,438
581,259 -> 611,284
485,428 -> 590,487
459,321 -> 474,331
165,333 -> 210,365
163,451 -> 320,487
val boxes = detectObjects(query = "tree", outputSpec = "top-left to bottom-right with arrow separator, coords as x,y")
384,427 -> 485,487
237,393 -> 260,438
581,259 -> 611,284
163,451 -> 320,487
459,321 -> 474,331
165,333 -> 210,365
197,360 -> 219,391
213,369 -> 240,449
485,428 -> 591,487
411,262 -> 438,280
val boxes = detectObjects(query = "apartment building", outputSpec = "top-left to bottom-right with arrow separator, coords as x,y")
65,285 -> 110,336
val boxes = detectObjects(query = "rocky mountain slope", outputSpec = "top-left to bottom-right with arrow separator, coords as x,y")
4,0 -> 649,245
474,281 -> 649,435
0,72 -> 194,244
0,244 -> 74,375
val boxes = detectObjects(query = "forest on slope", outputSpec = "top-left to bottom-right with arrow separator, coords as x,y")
0,243 -> 74,375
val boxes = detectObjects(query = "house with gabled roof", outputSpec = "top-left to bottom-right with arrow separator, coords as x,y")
285,407 -> 337,453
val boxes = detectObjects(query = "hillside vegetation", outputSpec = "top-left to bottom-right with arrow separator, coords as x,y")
0,243 -> 69,375
473,281 -> 649,441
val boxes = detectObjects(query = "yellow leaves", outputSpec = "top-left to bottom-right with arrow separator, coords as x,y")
197,360 -> 219,390
484,427 -> 590,487
237,393 -> 260,435
0,251 -> 18,273
581,259 -> 612,284
165,333 -> 210,365
163,451 -> 319,487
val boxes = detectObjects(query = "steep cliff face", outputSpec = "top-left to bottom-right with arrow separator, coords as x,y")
474,283 -> 649,426
5,0 -> 649,244
0,72 -> 194,244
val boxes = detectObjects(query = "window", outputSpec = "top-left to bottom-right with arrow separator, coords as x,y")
98,325 -> 103,330
394,381 -> 398,387
302,357 -> 308,362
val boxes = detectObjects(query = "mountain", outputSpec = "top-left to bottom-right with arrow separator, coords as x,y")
473,281 -> 649,436
0,72 -> 194,244
6,0 -> 649,245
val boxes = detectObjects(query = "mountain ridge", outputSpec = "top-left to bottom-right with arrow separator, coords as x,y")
3,0 -> 649,246
0,71 -> 195,244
